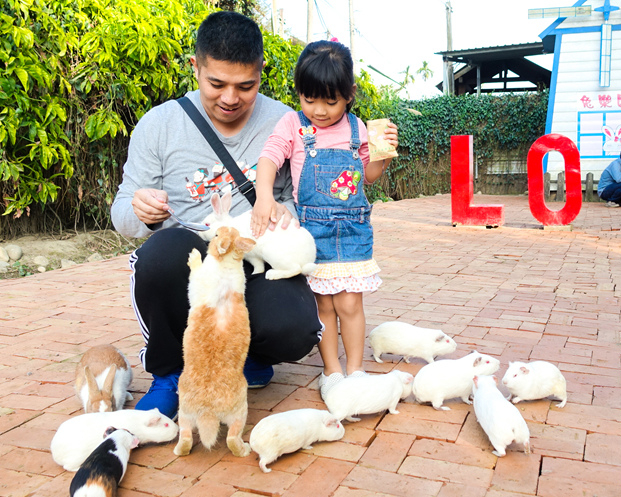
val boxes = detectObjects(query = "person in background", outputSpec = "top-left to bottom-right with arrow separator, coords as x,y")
598,152 -> 621,207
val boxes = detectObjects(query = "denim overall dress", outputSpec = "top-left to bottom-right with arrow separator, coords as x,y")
295,111 -> 373,264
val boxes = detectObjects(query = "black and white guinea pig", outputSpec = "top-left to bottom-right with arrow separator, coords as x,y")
368,321 -> 457,364
69,427 -> 139,497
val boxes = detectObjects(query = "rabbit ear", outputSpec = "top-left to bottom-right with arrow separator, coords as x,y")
221,191 -> 232,214
210,193 -> 221,215
235,236 -> 256,254
615,125 -> 621,137
102,364 -> 117,397
85,366 -> 100,394
603,125 -> 614,138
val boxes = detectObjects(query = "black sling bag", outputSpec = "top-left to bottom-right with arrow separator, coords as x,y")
177,96 -> 256,205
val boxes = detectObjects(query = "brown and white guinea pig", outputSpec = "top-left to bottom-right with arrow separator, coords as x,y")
51,408 -> 178,472
368,321 -> 457,364
473,375 -> 531,457
75,344 -> 133,413
69,427 -> 139,497
249,409 -> 345,473
323,370 -> 414,422
412,350 -> 500,410
502,360 -> 567,408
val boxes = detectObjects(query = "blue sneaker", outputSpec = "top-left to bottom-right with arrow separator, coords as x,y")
135,369 -> 181,419
244,356 -> 274,389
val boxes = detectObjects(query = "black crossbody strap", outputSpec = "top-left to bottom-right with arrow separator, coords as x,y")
177,96 -> 256,205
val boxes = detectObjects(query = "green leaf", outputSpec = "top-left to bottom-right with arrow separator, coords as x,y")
14,67 -> 28,91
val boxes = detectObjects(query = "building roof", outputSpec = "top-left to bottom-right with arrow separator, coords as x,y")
435,42 -> 552,94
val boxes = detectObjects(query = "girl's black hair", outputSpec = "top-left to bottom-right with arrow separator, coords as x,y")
294,40 -> 356,112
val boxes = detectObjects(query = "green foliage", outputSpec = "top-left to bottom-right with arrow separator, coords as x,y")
261,32 -> 303,110
1,0 -> 548,235
370,90 -> 549,200
1,0 -> 211,234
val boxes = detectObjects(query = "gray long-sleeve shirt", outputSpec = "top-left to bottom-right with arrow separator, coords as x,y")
111,90 -> 294,238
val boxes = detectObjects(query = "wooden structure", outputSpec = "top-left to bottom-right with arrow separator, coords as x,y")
436,43 -> 552,95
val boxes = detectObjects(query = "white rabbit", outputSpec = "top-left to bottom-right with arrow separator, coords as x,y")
201,191 -> 317,280
502,360 -> 567,408
323,370 -> 414,422
602,125 -> 621,153
51,408 -> 178,471
249,409 -> 345,473
74,344 -> 133,413
412,350 -> 500,410
368,321 -> 457,364
473,375 -> 531,457
69,427 -> 139,497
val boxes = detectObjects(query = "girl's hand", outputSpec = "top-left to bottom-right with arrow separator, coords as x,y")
384,122 -> 399,148
251,197 -> 278,238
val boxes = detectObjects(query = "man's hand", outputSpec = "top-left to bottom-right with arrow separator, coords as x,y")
251,199 -> 300,237
131,188 -> 171,225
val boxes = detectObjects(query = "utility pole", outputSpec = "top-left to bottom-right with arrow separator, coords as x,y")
444,1 -> 455,95
307,0 -> 313,42
278,8 -> 284,37
349,0 -> 356,73
271,0 -> 277,34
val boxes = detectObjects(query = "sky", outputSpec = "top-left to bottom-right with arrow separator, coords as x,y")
272,0 -> 575,98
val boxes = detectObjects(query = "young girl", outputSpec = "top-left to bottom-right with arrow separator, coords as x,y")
251,40 -> 398,399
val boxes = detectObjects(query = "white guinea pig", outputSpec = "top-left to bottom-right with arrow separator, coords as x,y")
502,360 -> 567,408
323,370 -> 414,422
51,408 -> 178,471
368,321 -> 457,364
473,375 -> 531,457
249,409 -> 344,473
412,350 -> 500,410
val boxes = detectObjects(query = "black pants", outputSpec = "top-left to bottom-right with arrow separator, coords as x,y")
129,228 -> 322,376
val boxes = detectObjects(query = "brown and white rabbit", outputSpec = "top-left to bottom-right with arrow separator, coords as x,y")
201,191 -> 317,280
75,344 -> 133,413
473,375 -> 531,457
174,226 -> 256,457
249,409 -> 345,473
69,427 -> 139,497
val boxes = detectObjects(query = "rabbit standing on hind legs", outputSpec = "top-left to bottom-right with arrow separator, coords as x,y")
174,226 -> 256,458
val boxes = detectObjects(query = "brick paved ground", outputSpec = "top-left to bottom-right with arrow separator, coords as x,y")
0,194 -> 619,497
